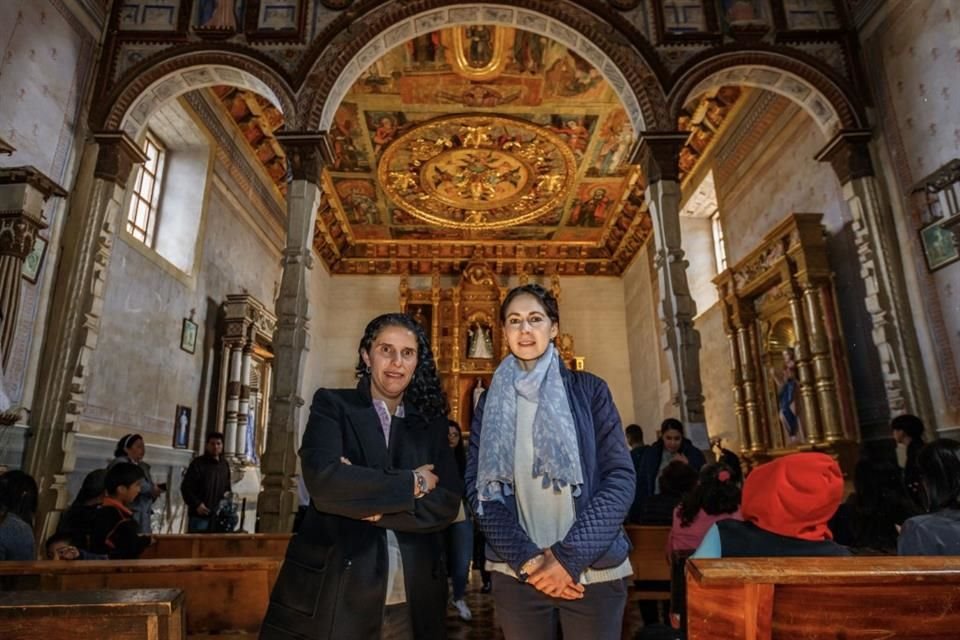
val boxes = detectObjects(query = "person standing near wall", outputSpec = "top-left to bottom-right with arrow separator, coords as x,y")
180,432 -> 232,533
109,434 -> 163,534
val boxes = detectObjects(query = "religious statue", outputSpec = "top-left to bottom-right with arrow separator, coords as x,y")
467,322 -> 494,359
473,378 -> 486,409
465,26 -> 494,68
774,348 -> 803,444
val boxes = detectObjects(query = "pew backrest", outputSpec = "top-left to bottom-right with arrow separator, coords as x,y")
0,557 -> 279,635
138,533 -> 291,559
0,588 -> 185,640
625,524 -> 672,600
686,556 -> 960,640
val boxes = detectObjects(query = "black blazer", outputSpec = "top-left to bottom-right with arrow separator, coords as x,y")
261,383 -> 462,640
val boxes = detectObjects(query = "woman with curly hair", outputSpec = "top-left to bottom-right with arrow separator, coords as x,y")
668,463 -> 742,553
261,313 -> 462,640
898,438 -> 960,555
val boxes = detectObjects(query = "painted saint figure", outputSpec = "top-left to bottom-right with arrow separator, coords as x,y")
776,348 -> 802,443
466,26 -> 494,68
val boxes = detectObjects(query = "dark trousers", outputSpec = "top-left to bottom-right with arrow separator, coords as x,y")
491,572 -> 627,640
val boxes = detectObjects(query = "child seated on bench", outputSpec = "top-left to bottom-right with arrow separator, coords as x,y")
91,463 -> 153,559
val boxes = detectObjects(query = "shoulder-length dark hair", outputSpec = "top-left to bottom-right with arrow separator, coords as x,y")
0,470 -> 39,525
918,438 -> 960,513
113,433 -> 143,459
355,313 -> 448,420
678,463 -> 741,527
499,284 -> 560,325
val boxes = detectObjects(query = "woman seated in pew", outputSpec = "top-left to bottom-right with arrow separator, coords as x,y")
0,470 -> 38,561
261,313 -> 461,640
898,438 -> 960,555
692,452 -> 850,558
829,455 -> 918,555
57,468 -> 106,554
669,462 -> 742,554
91,462 -> 153,560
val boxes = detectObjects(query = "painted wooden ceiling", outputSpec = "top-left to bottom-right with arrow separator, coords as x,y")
212,25 -> 742,276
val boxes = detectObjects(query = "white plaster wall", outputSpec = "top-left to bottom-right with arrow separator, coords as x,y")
553,276 -> 635,424
859,0 -> 960,430
82,167 -> 282,446
301,258 -> 332,404
318,275 -> 405,389
623,244 -> 668,444
0,0 -> 97,406
682,215 -> 719,316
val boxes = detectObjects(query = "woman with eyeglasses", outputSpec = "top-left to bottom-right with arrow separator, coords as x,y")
465,284 -> 635,640
261,313 -> 461,640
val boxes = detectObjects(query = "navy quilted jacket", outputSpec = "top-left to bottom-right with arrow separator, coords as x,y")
465,366 -> 635,581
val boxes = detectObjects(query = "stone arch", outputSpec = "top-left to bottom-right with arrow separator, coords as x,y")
297,0 -> 671,134
98,48 -> 297,138
667,49 -> 867,138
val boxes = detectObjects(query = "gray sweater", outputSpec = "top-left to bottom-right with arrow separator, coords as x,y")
0,512 -> 35,560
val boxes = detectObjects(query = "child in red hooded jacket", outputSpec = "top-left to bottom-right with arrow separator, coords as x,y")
692,452 -> 850,558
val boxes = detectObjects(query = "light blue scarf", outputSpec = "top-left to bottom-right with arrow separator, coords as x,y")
475,343 -> 583,514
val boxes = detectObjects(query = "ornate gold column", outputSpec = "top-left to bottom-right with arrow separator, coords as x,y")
633,132 -> 705,424
0,167 -> 65,368
785,281 -> 822,444
257,133 -> 329,532
237,328 -> 255,457
25,133 -> 146,540
717,291 -> 750,452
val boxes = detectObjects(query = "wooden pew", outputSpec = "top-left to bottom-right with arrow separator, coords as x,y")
625,524 -> 672,600
138,533 -> 291,560
0,558 -> 279,635
0,588 -> 185,640
686,556 -> 960,640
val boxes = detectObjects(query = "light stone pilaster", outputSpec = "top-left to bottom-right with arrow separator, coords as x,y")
23,132 -> 146,541
633,132 -> 706,425
256,133 -> 329,532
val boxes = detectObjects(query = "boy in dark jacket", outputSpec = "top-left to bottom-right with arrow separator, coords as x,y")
91,462 -> 152,559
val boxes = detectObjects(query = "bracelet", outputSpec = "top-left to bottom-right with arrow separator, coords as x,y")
518,553 -> 545,582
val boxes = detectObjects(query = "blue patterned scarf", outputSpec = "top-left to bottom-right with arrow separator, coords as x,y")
475,343 -> 583,514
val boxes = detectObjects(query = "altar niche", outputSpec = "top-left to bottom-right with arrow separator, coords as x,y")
400,261 -> 503,431
714,213 -> 859,473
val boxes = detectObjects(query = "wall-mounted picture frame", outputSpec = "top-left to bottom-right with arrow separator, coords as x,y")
173,405 -> 192,449
920,217 -> 960,272
22,235 -> 48,284
180,318 -> 198,353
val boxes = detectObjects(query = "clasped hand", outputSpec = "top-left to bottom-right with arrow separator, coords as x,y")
526,549 -> 584,600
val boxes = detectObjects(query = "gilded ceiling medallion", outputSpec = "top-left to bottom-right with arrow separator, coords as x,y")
378,115 -> 576,230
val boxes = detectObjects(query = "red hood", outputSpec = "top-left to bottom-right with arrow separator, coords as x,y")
742,452 -> 843,541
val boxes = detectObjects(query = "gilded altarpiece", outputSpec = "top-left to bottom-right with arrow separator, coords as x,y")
400,262 -> 577,431
714,214 -> 859,471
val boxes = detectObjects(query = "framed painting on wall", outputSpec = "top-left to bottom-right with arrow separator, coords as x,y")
180,318 -> 198,353
920,217 -> 960,272
22,236 -> 48,284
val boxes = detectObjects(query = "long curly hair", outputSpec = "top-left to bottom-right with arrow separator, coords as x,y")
678,463 -> 741,527
355,313 -> 448,420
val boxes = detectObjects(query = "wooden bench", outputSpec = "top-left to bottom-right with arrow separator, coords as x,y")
138,533 -> 291,560
0,558 -> 280,635
0,588 -> 185,640
686,556 -> 960,639
625,524 -> 671,600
